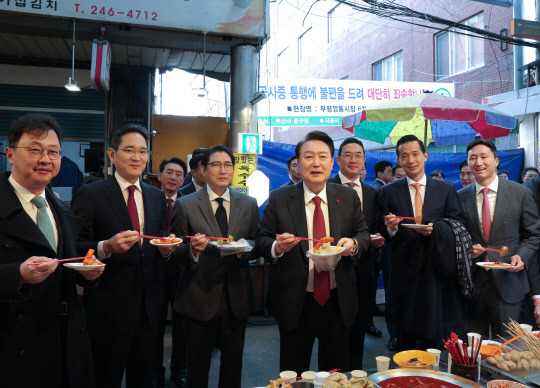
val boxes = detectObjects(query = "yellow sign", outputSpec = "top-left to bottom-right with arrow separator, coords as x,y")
231,153 -> 257,195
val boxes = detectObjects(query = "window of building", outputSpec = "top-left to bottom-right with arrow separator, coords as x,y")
341,75 -> 350,80
277,48 -> 289,77
298,27 -> 312,64
373,51 -> 403,81
328,3 -> 349,42
436,13 -> 484,80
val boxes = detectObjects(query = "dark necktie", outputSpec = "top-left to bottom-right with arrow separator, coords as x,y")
346,182 -> 356,188
312,196 -> 330,306
167,198 -> 174,234
31,196 -> 56,253
127,185 -> 141,248
481,188 -> 492,241
215,198 -> 228,238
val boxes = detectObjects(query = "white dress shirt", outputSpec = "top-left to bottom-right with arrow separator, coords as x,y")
193,180 -> 204,192
9,175 -> 58,250
97,172 -> 144,259
338,171 -> 363,211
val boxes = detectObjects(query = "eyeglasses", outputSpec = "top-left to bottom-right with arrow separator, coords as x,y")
118,148 -> 148,157
340,153 -> 364,160
11,146 -> 62,160
207,162 -> 234,171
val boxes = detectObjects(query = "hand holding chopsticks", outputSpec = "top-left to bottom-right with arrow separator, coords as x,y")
28,249 -> 95,266
483,245 -> 509,257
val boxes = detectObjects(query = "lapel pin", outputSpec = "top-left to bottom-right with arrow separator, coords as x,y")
336,199 -> 340,203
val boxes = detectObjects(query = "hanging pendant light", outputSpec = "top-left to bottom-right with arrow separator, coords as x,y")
65,19 -> 81,92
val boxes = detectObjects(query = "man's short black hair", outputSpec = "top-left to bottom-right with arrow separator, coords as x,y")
466,139 -> 497,159
159,157 -> 187,174
396,135 -> 426,157
430,169 -> 445,179
522,167 -> 539,178
287,155 -> 298,169
8,113 -> 63,147
189,148 -> 208,171
295,130 -> 335,158
201,144 -> 235,166
374,160 -> 392,177
337,137 -> 365,156
391,164 -> 402,176
110,124 -> 149,150
497,169 -> 509,176
459,161 -> 469,171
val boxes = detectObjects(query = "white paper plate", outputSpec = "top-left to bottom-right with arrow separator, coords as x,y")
149,238 -> 182,247
476,262 -> 514,269
64,263 -> 105,271
309,247 -> 344,258
370,234 -> 383,239
209,240 -> 249,251
401,224 -> 429,229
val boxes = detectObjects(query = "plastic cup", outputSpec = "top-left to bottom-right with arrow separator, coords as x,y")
280,370 -> 297,383
314,372 -> 330,388
450,361 -> 480,382
376,356 -> 391,372
426,348 -> 441,367
520,323 -> 533,332
301,371 -> 316,383
351,370 -> 367,378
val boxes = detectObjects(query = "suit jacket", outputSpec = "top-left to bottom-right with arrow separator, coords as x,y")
371,179 -> 385,193
256,182 -> 371,330
0,173 -> 95,388
280,179 -> 296,188
179,182 -> 196,196
71,176 -> 168,332
171,188 -> 259,321
523,176 -> 540,295
377,176 -> 463,294
458,178 -> 540,303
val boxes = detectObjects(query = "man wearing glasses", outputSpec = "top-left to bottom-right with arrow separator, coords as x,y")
170,144 -> 260,388
1,113 -> 102,387
72,124 -> 174,388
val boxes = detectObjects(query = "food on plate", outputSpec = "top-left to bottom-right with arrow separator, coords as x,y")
314,242 -> 343,255
313,236 -> 335,251
151,237 -> 182,245
499,246 -> 509,257
378,376 -> 461,388
323,372 -> 374,388
217,235 -> 234,245
485,350 -> 540,371
400,357 -> 427,367
82,249 -> 101,265
484,261 -> 512,267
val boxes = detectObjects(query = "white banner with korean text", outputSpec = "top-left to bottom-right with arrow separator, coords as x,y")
257,79 -> 454,127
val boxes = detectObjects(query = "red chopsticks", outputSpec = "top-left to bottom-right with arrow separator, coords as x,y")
274,234 -> 326,242
444,332 -> 481,366
27,249 -> 95,266
185,235 -> 228,241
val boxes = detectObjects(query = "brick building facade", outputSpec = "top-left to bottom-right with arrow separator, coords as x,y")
261,0 -> 515,145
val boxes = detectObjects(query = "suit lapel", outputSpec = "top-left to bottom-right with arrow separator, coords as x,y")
227,190 -> 242,239
104,176 -> 133,230
397,179 -> 414,217
463,185 -> 484,243
422,177 -> 435,219
490,179 -> 510,242
289,184 -> 309,254
196,188 -> 223,237
327,183 -> 341,240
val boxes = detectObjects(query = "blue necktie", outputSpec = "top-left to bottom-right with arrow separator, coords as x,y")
31,196 -> 56,253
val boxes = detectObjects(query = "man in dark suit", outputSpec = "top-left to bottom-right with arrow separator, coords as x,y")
328,137 -> 384,368
371,161 -> 393,193
523,175 -> 540,327
171,144 -> 259,388
280,155 -> 302,187
379,135 -> 464,349
154,156 -> 188,388
179,148 -> 207,196
72,124 -> 173,388
257,131 -> 370,374
0,113 -> 103,388
458,140 -> 540,338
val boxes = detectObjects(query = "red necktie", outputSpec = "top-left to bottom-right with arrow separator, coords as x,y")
481,188 -> 492,241
312,196 -> 330,306
127,185 -> 141,248
167,198 -> 174,234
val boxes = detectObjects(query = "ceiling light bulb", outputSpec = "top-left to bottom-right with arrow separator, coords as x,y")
65,77 -> 81,92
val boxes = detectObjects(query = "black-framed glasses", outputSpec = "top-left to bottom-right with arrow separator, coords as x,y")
11,146 -> 62,160
207,162 -> 234,171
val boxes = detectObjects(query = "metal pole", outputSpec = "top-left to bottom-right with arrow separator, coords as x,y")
536,0 -> 540,86
424,119 -> 428,146
230,45 -> 258,153
514,0 -> 524,90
